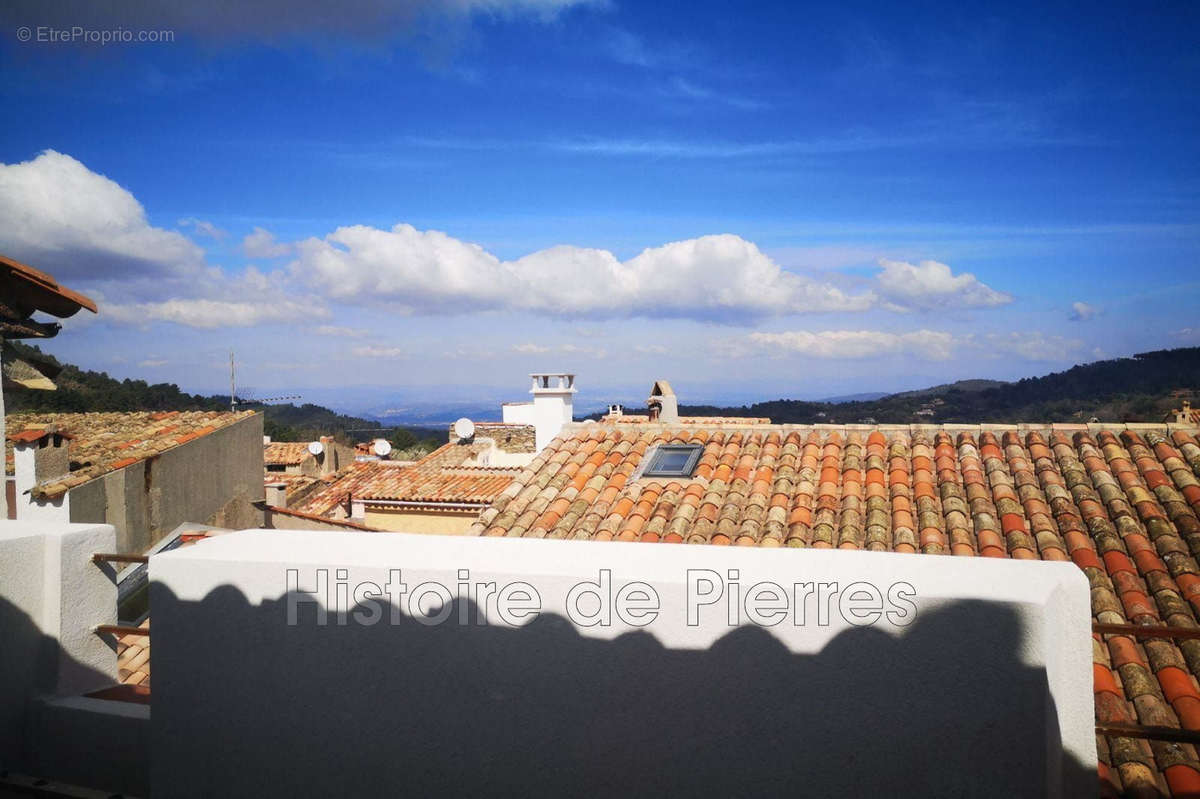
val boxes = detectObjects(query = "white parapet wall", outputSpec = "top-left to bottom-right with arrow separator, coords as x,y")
0,521 -> 118,774
151,529 -> 1096,798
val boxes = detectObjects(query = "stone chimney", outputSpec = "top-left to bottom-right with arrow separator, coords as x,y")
319,435 -> 336,477
530,372 -> 576,452
8,427 -> 73,520
1175,400 -> 1195,426
265,482 -> 288,507
647,380 -> 678,424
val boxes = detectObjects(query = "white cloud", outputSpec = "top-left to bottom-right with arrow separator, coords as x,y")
982,332 -> 1084,361
294,225 -> 873,321
352,345 -> 408,359
104,297 -> 320,328
138,359 -> 169,368
1069,301 -> 1099,321
179,218 -> 227,240
560,343 -> 607,358
513,343 -> 551,354
101,264 -> 326,328
316,324 -> 368,338
875,258 -> 1012,311
0,150 -> 205,281
242,227 -> 293,258
513,342 -> 607,357
749,329 -> 956,360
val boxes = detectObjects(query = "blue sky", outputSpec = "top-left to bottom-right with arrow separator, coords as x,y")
0,0 -> 1197,413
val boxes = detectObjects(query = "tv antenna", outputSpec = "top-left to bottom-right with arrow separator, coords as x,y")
229,351 -> 300,411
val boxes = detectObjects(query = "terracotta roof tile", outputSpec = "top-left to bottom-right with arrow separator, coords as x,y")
5,410 -> 256,498
474,421 -> 1200,796
264,441 -> 311,466
296,440 -> 518,516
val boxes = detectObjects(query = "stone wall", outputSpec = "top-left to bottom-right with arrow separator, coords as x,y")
446,423 -> 535,454
70,413 -> 265,553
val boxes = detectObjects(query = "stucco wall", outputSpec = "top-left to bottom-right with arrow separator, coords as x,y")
363,506 -> 478,534
68,413 -> 264,553
150,530 -> 1096,798
0,521 -> 117,773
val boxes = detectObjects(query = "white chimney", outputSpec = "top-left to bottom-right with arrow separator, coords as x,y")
9,427 -> 72,521
530,372 -> 576,452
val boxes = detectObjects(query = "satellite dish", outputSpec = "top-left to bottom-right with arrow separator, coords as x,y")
454,417 -> 476,441
307,440 -> 324,456
372,438 -> 392,457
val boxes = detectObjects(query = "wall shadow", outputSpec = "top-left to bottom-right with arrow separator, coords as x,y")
0,594 -> 146,798
0,595 -> 62,768
150,584 -> 1097,798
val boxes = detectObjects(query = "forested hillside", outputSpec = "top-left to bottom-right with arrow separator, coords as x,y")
677,347 -> 1200,424
3,342 -> 441,451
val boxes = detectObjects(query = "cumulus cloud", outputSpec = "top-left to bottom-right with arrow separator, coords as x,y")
0,150 -> 205,282
513,343 -> 551,354
242,227 -> 293,258
875,259 -> 1012,312
0,150 -> 1015,332
749,329 -> 956,360
0,152 -> 330,328
138,359 -> 168,368
293,225 -> 874,322
101,265 -> 325,328
1068,301 -> 1099,321
291,224 -> 1013,322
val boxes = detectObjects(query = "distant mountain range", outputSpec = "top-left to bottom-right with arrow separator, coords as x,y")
7,342 -> 1198,434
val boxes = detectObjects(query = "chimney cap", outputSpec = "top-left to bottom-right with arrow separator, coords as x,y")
529,372 -> 577,394
7,427 -> 74,444
649,380 -> 675,398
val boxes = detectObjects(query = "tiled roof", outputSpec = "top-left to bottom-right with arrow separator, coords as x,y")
474,421 -> 1200,797
602,413 -> 772,425
0,253 -> 98,317
115,530 -> 220,692
264,471 -> 321,499
265,504 -> 381,531
297,440 -> 518,515
264,441 -> 311,466
5,410 -> 256,498
117,620 -> 151,688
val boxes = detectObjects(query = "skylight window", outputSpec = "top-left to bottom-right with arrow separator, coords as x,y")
642,444 -> 703,478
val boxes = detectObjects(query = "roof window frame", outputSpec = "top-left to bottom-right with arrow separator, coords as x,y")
640,443 -> 704,479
